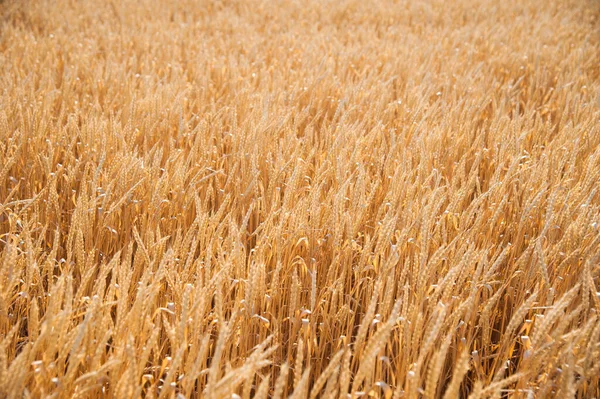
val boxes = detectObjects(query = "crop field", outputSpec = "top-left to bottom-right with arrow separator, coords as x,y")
0,0 -> 599,397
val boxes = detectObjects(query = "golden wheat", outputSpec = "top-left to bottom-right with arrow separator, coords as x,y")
0,0 -> 599,397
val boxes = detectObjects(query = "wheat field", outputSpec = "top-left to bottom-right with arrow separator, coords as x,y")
0,0 -> 599,397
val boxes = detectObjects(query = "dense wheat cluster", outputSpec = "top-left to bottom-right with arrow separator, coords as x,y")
1,0 -> 600,397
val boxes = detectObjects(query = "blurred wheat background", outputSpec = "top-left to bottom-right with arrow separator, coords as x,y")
0,0 -> 599,397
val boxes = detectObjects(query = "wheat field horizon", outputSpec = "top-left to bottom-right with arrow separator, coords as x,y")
0,0 -> 599,398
